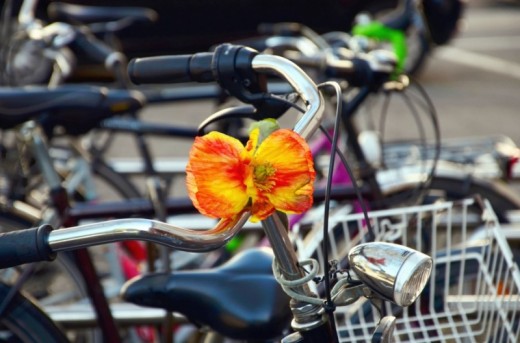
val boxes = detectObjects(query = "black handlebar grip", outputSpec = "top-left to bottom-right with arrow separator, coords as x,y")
127,52 -> 214,85
325,57 -> 372,87
72,29 -> 122,67
0,225 -> 56,269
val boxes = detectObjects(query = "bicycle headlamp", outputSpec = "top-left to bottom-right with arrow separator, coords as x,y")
348,242 -> 432,307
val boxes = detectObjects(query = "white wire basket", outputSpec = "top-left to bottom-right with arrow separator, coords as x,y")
292,198 -> 520,342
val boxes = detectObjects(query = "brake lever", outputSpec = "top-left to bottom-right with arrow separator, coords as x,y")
197,94 -> 296,136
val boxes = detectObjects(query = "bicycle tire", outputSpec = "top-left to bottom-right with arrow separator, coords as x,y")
0,282 -> 69,343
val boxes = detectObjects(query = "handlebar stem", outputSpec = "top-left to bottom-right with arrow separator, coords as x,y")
261,212 -> 326,332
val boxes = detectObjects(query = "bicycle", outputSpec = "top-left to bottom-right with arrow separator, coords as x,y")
0,0 -> 158,86
1,25 -> 516,332
205,23 -> 520,226
2,6 -> 516,340
8,0 -> 518,228
0,33 -> 431,340
0,84 -> 152,342
0,52 -> 375,342
60,40 -> 520,342
0,47 -> 434,342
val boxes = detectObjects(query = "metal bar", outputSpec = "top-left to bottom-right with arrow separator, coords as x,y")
45,303 -> 187,328
446,295 -> 520,312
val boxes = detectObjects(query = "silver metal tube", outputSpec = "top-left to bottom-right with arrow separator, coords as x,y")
262,213 -> 301,277
252,54 -> 326,329
253,54 -> 324,284
252,54 -> 325,139
262,212 -> 323,330
49,213 -> 250,252
18,0 -> 38,27
45,302 -> 187,328
19,121 -> 63,190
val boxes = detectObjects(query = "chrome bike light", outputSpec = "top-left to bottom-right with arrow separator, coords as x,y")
348,242 -> 432,307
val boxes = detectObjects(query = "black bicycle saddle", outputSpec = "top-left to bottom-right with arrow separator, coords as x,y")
121,247 -> 292,341
0,85 -> 145,135
47,3 -> 158,25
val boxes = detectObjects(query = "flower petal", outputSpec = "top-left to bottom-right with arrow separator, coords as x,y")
249,192 -> 276,222
252,129 -> 315,218
186,132 -> 249,218
243,126 -> 259,158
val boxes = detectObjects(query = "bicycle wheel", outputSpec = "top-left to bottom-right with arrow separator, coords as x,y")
0,282 -> 68,343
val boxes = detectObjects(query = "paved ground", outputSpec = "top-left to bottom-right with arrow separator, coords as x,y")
420,0 -> 520,142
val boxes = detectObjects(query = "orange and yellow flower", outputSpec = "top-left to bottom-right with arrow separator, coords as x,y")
186,123 -> 315,222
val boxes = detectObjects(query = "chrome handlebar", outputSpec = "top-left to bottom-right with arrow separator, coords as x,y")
47,53 -> 325,253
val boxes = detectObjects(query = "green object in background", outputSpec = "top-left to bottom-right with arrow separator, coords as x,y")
225,234 -> 243,253
353,21 -> 407,73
